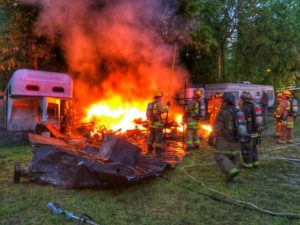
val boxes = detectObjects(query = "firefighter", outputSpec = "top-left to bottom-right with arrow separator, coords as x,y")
209,93 -> 223,127
147,92 -> 170,154
274,92 -> 283,137
208,92 -> 240,182
275,90 -> 295,144
183,89 -> 203,154
240,91 -> 260,169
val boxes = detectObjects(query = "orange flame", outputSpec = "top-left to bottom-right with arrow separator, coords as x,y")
81,95 -> 186,137
200,124 -> 213,138
82,96 -> 149,133
175,114 -> 184,133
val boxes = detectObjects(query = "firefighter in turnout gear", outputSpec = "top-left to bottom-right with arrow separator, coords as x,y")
147,91 -> 170,154
275,90 -> 295,144
240,91 -> 260,168
208,92 -> 240,182
183,90 -> 203,154
274,92 -> 284,137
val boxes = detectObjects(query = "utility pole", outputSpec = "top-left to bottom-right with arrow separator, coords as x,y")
217,50 -> 221,83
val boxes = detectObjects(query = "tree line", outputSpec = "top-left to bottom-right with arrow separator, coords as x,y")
178,0 -> 300,88
0,0 -> 299,89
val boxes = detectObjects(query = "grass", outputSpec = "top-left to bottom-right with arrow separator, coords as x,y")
1,117 -> 300,225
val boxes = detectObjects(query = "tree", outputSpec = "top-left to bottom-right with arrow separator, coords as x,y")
0,0 -> 59,89
231,0 -> 300,87
179,0 -> 300,88
179,0 -> 239,84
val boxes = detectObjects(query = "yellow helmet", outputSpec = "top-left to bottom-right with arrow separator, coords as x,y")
282,90 -> 292,98
276,92 -> 283,98
194,90 -> 203,98
154,91 -> 163,98
217,93 -> 223,98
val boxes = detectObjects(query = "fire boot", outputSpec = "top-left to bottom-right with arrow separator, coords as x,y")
186,146 -> 192,154
193,144 -> 200,151
253,161 -> 259,169
155,146 -> 164,156
243,162 -> 253,169
147,145 -> 154,154
226,167 -> 239,182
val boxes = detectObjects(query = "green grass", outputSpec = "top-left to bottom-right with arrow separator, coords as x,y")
1,118 -> 300,225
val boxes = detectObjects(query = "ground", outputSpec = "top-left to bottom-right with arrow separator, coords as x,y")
1,116 -> 300,225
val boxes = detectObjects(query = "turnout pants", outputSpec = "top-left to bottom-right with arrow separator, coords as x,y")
214,137 -> 240,176
148,126 -> 163,149
241,136 -> 259,167
185,126 -> 200,149
275,120 -> 282,137
278,117 -> 294,144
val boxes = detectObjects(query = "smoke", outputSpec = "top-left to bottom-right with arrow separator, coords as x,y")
21,0 -> 186,106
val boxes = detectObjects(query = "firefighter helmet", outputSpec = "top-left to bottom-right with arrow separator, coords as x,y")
241,91 -> 253,103
222,92 -> 235,104
154,91 -> 163,98
282,90 -> 292,98
194,90 -> 203,98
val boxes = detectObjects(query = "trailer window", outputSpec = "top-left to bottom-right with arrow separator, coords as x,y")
52,87 -> 65,93
26,85 -> 39,91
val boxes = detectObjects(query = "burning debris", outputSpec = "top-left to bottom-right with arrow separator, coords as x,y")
9,0 -> 214,188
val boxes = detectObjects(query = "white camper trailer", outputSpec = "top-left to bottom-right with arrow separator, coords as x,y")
204,82 -> 275,107
0,69 -> 73,131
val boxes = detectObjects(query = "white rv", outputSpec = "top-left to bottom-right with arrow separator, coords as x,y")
0,69 -> 73,131
204,82 -> 275,107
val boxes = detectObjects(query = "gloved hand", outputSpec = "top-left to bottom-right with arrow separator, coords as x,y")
167,101 -> 171,107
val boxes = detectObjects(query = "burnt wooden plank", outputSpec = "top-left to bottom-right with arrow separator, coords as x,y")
28,133 -> 69,147
45,123 -> 64,138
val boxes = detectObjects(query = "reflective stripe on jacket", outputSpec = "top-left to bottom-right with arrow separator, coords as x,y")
184,99 -> 199,128
149,101 -> 169,127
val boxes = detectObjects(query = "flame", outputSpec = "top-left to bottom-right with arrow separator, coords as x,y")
200,124 -> 213,138
175,114 -> 184,133
82,96 -> 149,133
175,114 -> 183,124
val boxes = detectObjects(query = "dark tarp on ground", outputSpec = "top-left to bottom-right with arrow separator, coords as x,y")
28,134 -> 173,188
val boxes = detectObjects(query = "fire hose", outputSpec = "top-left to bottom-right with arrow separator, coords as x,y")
47,202 -> 100,225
